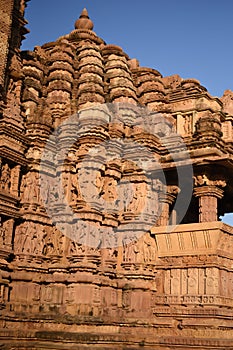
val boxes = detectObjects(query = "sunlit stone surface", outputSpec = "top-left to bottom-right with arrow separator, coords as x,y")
0,1 -> 233,348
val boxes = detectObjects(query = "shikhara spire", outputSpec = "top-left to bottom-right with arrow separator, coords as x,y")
75,8 -> 94,30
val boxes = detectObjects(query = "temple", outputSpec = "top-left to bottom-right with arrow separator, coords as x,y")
0,1 -> 233,348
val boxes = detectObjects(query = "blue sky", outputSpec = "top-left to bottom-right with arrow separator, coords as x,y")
22,0 -> 233,98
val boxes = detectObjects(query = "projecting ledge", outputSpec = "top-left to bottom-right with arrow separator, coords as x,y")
150,221 -> 233,257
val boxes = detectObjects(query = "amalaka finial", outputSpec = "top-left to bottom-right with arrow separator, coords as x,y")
75,8 -> 94,30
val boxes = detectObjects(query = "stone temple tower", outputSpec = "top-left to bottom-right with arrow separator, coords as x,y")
0,2 -> 233,349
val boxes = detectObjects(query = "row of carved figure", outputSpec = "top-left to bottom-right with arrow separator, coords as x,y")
8,269 -> 233,309
1,161 -> 225,205
14,221 -> 157,264
0,164 -> 223,200
9,281 -> 152,313
20,169 -> 163,219
163,267 -> 233,297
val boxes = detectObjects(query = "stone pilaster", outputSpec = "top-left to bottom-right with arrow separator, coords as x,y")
158,185 -> 179,226
194,184 -> 224,223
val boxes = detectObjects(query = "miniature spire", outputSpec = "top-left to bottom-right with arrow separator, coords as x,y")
75,8 -> 94,30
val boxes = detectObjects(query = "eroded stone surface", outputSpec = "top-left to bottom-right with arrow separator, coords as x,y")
0,3 -> 233,349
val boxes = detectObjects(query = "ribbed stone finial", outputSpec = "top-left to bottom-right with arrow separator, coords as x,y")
75,8 -> 94,30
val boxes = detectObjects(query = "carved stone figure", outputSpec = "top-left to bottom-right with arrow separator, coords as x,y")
14,223 -> 26,252
39,176 -> 50,206
142,233 -> 156,263
52,227 -> 65,255
101,176 -> 118,202
194,174 -> 226,187
67,238 -> 85,256
123,233 -> 140,263
70,171 -> 82,204
0,163 -> 11,191
127,183 -> 146,214
18,223 -> 31,253
62,172 -> 69,198
183,114 -> 192,135
31,224 -> 42,254
116,181 -> 133,212
20,172 -> 40,204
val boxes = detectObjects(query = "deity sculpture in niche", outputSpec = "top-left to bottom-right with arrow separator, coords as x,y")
67,238 -> 85,256
30,224 -> 44,255
20,172 -> 40,206
1,218 -> 14,246
123,233 -> 139,263
74,168 -> 89,203
183,114 -> 192,135
127,182 -> 147,215
89,174 -> 102,204
43,226 -> 56,256
61,171 -> 69,200
54,226 -> 68,256
28,223 -> 43,255
52,227 -> 65,256
142,233 -> 157,263
14,223 -> 25,252
116,180 -> 133,213
124,233 -> 156,264
14,222 -> 43,255
0,163 -> 11,192
4,54 -> 23,122
14,222 -> 30,253
39,175 -> 51,206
